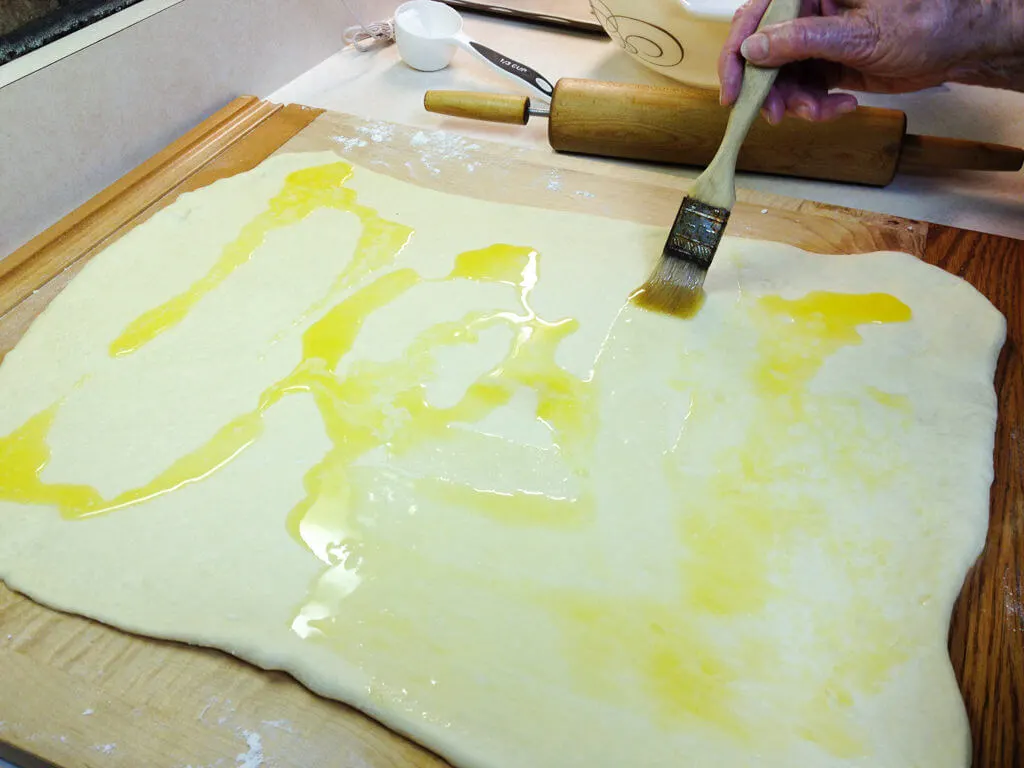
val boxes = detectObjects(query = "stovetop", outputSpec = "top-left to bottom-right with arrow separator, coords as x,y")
0,0 -> 147,66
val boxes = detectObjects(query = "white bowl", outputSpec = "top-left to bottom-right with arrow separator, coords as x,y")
590,0 -> 743,88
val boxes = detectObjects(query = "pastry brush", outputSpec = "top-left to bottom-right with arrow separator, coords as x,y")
637,0 -> 801,316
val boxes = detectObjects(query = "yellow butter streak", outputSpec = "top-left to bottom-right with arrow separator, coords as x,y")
548,591 -> 742,733
417,478 -> 593,529
1,235 -> 594,538
0,402 -> 265,518
109,162 -> 413,357
867,385 -> 912,411
756,291 -> 912,395
0,406 -> 101,510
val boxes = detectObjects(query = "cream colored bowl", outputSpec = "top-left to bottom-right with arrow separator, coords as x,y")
590,0 -> 743,88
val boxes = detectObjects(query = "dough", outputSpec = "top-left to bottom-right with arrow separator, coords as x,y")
0,152 -> 1006,767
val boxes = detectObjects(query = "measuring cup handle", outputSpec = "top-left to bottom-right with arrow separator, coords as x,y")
459,40 -> 555,101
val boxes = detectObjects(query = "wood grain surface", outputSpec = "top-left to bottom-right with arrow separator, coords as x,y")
548,78 -> 906,186
0,98 -> 1020,768
940,226 -> 1024,768
543,79 -> 1023,184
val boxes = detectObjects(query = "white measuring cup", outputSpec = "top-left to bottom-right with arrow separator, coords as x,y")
394,0 -> 555,102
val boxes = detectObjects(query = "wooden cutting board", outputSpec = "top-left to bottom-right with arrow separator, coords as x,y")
0,96 -> 1020,768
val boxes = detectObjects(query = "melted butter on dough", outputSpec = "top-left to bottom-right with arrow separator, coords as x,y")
543,290 -> 915,756
109,162 -> 414,357
0,153 -> 1006,768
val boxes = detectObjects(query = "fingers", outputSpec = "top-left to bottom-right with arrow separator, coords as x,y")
817,92 -> 859,120
739,13 -> 878,69
720,0 -> 870,121
760,69 -> 859,124
760,89 -> 786,124
719,0 -> 774,105
761,91 -> 857,123
779,84 -> 858,120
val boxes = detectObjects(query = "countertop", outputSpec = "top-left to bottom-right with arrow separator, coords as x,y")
271,8 -> 1024,240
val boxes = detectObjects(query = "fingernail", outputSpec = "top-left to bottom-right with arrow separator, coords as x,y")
837,100 -> 857,115
795,105 -> 813,121
740,33 -> 769,62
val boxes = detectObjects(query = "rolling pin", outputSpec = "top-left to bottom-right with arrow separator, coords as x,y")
424,79 -> 1024,186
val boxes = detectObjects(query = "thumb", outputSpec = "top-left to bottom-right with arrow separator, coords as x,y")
739,14 -> 878,68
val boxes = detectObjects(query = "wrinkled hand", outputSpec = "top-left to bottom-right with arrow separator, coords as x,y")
719,0 -> 1024,123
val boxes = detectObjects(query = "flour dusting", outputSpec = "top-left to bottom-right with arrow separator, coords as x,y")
358,121 -> 395,144
331,136 -> 369,151
261,719 -> 296,733
198,695 -> 219,721
410,130 -> 481,175
215,697 -> 237,725
92,743 -> 117,754
235,730 -> 264,768
546,170 -> 563,192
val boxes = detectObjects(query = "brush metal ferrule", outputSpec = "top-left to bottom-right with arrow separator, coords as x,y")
665,198 -> 731,270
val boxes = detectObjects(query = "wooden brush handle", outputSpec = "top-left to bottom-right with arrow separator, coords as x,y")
693,0 -> 801,208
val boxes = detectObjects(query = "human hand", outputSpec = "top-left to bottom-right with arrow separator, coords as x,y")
719,0 -> 1024,124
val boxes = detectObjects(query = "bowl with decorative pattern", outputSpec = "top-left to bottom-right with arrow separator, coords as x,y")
590,0 -> 744,88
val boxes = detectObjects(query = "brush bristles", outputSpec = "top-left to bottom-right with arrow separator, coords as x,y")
637,257 -> 707,317
634,196 -> 728,317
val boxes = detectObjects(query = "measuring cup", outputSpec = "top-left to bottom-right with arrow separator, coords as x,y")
394,0 -> 555,102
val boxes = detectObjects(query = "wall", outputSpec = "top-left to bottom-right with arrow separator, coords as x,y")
0,0 -> 392,258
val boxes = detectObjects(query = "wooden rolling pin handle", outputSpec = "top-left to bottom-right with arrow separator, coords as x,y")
897,134 -> 1024,173
424,90 -> 530,125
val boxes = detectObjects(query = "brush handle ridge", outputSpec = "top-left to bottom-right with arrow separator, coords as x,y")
693,0 -> 801,209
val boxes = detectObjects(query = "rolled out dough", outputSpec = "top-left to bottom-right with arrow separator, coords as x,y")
0,152 -> 1006,767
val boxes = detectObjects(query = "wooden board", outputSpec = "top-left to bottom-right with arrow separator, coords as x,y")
0,97 -> 1020,768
